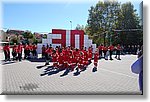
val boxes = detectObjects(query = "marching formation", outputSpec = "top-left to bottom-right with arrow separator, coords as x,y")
41,45 -> 96,75
3,42 -> 141,76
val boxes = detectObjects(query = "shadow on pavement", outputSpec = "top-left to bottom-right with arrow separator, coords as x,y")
27,58 -> 46,62
1,61 -> 16,65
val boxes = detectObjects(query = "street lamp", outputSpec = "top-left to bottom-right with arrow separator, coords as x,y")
70,21 -> 72,30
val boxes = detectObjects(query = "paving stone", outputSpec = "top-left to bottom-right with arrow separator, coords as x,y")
1,55 -> 141,95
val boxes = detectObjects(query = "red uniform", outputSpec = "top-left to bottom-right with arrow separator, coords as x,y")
24,45 -> 30,50
57,53 -> 64,69
29,45 -> 33,51
88,48 -> 93,60
17,45 -> 23,53
117,45 -> 121,50
78,54 -> 84,69
32,45 -> 37,50
45,48 -> 52,56
108,45 -> 114,51
3,45 -> 9,54
94,52 -> 99,67
98,45 -> 104,51
52,53 -> 58,67
74,50 -> 80,63
83,51 -> 88,66
103,46 -> 108,51
12,45 -> 17,52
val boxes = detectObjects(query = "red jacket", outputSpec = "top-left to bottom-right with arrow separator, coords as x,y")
12,45 -> 17,52
98,46 -> 104,50
108,45 -> 114,51
52,53 -> 58,62
17,45 -> 23,53
32,45 -> 37,50
3,45 -> 10,52
24,45 -> 30,50
94,52 -> 99,63
103,46 -> 108,51
45,48 -> 52,55
58,53 -> 64,64
117,45 -> 122,50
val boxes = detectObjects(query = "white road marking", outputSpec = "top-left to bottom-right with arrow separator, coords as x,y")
100,68 -> 138,79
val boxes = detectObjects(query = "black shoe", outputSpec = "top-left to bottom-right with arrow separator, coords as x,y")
92,67 -> 97,72
44,63 -> 49,66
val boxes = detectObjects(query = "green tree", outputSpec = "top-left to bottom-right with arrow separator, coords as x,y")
87,1 -> 121,46
22,31 -> 33,44
86,1 -> 142,46
119,2 -> 142,45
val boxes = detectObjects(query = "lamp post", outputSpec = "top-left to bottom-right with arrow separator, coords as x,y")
70,21 -> 72,30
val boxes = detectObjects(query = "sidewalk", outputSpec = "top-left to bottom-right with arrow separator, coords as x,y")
1,55 -> 141,95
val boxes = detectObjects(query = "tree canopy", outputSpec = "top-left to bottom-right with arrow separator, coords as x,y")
85,1 -> 142,46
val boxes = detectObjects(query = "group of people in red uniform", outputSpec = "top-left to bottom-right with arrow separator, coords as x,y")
24,43 -> 37,59
41,45 -> 99,75
98,44 -> 122,60
3,43 -> 37,62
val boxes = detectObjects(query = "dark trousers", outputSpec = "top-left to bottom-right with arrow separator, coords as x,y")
32,50 -> 37,57
103,50 -> 107,58
12,51 -> 17,60
99,50 -> 102,58
24,50 -> 28,59
4,51 -> 8,61
116,50 -> 121,59
109,50 -> 113,60
18,53 -> 22,61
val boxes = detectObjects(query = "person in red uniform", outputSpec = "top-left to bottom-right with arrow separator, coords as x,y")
93,49 -> 99,72
42,45 -> 46,58
116,44 -> 122,60
108,44 -> 114,60
12,43 -> 17,60
75,52 -> 84,74
29,43 -> 34,58
98,44 -> 104,59
74,48 -> 80,64
57,50 -> 64,70
68,51 -> 76,71
62,47 -> 69,69
32,44 -> 37,58
52,50 -> 58,69
103,46 -> 108,60
3,43 -> 10,61
62,51 -> 73,75
45,47 -> 52,66
17,43 -> 23,61
24,43 -> 30,59
83,49 -> 88,70
88,47 -> 93,64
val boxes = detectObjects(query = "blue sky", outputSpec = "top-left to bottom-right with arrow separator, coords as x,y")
2,0 -> 142,33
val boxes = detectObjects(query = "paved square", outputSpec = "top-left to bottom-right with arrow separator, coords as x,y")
1,54 -> 141,95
